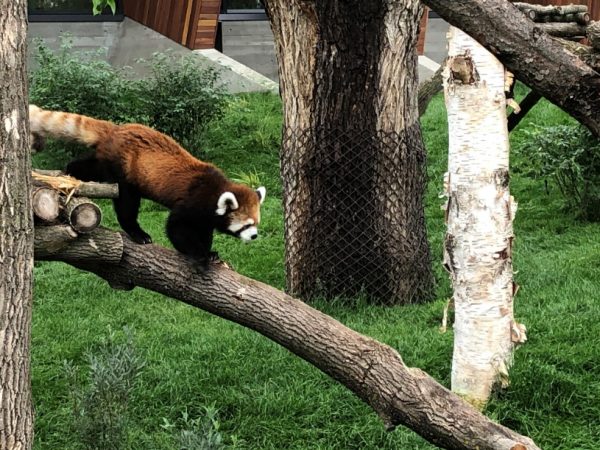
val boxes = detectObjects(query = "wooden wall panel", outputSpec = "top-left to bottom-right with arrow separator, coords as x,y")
124,0 -> 220,49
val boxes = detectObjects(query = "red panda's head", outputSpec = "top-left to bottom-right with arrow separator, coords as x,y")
215,184 -> 266,242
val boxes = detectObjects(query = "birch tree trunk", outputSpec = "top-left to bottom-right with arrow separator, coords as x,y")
264,0 -> 434,304
442,27 -> 526,408
0,0 -> 35,447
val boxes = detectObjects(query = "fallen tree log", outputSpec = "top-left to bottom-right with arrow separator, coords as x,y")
422,0 -> 600,138
589,21 -> 600,50
32,170 -> 119,199
419,60 -> 445,117
32,187 -> 60,222
513,3 -> 588,18
537,22 -> 587,38
34,225 -> 540,450
62,197 -> 102,233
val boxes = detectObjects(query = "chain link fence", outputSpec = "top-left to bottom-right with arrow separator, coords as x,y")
281,126 -> 432,304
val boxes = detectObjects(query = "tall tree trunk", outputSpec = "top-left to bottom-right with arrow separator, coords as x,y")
442,27 -> 526,409
0,0 -> 34,448
264,0 -> 434,304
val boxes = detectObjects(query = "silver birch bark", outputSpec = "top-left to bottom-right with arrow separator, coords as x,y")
442,26 -> 527,408
0,0 -> 34,447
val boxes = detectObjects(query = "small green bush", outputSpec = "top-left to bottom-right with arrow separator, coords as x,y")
138,53 -> 228,151
161,407 -> 230,450
29,36 -> 145,124
515,124 -> 600,220
64,326 -> 145,450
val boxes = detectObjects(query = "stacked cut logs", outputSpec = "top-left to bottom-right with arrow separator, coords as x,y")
514,2 -> 591,39
32,170 -> 119,255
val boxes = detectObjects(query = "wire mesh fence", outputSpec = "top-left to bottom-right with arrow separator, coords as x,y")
281,126 -> 432,305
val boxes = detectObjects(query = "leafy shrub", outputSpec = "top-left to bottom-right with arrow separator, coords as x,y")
138,53 -> 228,150
29,36 -> 145,124
515,124 -> 600,220
64,326 -> 145,450
161,407 -> 231,450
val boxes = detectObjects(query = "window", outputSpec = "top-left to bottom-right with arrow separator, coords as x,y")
28,0 -> 124,22
220,0 -> 266,20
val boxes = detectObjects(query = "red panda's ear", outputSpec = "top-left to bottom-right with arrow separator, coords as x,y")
256,186 -> 266,204
216,192 -> 239,215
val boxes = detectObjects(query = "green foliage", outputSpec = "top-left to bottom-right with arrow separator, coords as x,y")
29,37 -> 144,125
92,0 -> 116,15
515,124 -> 600,220
64,327 -> 145,450
138,53 -> 228,150
161,407 -> 230,450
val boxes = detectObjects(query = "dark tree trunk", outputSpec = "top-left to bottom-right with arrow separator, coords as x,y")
0,0 -> 34,448
264,0 -> 434,304
35,227 -> 540,450
422,0 -> 600,138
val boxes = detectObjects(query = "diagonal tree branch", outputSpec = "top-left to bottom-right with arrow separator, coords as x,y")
422,0 -> 600,137
35,226 -> 540,450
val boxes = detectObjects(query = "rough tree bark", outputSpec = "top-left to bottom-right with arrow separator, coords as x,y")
264,0 -> 433,304
422,0 -> 600,138
0,0 -> 34,448
443,27 -> 526,408
35,227 -> 540,450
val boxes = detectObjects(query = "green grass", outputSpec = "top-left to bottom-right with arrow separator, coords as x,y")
31,91 -> 600,449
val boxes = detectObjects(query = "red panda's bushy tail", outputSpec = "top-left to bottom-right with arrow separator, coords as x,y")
29,105 -> 116,147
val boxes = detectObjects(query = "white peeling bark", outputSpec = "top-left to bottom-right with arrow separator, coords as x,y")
442,26 -> 526,408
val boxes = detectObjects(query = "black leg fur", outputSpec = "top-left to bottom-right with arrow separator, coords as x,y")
114,183 -> 152,244
66,154 -> 111,182
166,208 -> 215,264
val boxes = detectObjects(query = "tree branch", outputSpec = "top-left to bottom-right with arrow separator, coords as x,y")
422,0 -> 600,138
34,225 -> 540,450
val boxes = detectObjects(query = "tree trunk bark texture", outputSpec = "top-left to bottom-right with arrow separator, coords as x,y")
443,27 -> 526,408
35,227 -> 540,450
422,0 -> 600,138
0,0 -> 34,448
264,0 -> 433,304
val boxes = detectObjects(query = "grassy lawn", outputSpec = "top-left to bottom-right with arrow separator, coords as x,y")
31,91 -> 600,449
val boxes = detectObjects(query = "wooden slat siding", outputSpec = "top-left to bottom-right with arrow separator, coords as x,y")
417,7 -> 429,55
181,0 -> 195,44
167,0 -> 187,43
190,0 -> 221,49
185,0 -> 204,48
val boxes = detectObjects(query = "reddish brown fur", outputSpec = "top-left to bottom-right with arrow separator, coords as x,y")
29,106 -> 265,259
29,107 -> 261,221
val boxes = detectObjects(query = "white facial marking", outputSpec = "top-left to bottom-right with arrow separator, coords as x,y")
240,226 -> 258,242
227,218 -> 254,233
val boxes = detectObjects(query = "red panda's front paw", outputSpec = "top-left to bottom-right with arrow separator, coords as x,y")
129,231 -> 153,245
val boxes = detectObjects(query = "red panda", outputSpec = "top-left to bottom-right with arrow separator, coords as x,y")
29,105 -> 266,263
